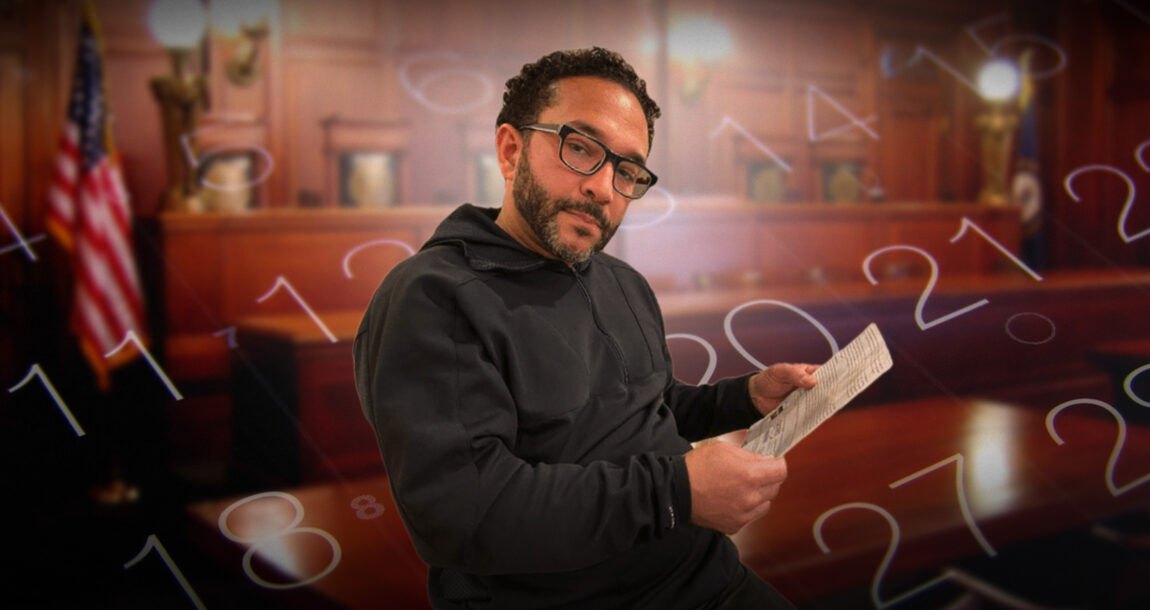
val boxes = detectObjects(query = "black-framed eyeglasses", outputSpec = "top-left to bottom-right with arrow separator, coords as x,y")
518,123 -> 658,199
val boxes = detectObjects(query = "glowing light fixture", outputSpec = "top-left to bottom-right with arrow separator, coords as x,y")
667,15 -> 734,103
977,58 -> 1021,102
147,0 -> 207,50
669,15 -> 734,63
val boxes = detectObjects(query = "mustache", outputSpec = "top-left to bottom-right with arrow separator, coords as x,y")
556,199 -> 609,230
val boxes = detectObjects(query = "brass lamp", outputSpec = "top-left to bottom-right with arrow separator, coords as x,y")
209,0 -> 278,87
225,20 -> 269,86
148,0 -> 209,213
974,58 -> 1021,206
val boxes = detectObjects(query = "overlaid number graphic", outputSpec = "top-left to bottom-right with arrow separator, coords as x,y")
807,83 -> 879,142
1136,139 -> 1150,173
949,217 -> 1043,282
350,494 -> 385,520
1046,398 -> 1150,497
1124,364 -> 1150,408
862,245 -> 989,330
256,276 -> 338,343
217,491 -> 343,589
124,534 -> 208,610
964,12 -> 1067,79
666,333 -> 718,385
213,326 -> 238,349
908,46 -> 979,94
0,202 -> 43,261
619,186 -> 677,231
1113,0 -> 1150,27
8,363 -> 85,436
105,330 -> 184,400
814,502 -> 955,609
723,299 -> 839,370
180,127 -> 274,191
341,239 -> 415,279
398,51 -> 494,114
889,453 -> 998,556
709,116 -> 793,172
1063,164 -> 1148,244
1003,312 -> 1056,346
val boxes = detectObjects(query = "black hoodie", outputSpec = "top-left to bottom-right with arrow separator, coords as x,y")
353,204 -> 765,609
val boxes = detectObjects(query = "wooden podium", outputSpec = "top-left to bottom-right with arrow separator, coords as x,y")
229,311 -> 382,489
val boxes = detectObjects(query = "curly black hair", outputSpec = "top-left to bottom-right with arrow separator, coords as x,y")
496,47 -> 661,149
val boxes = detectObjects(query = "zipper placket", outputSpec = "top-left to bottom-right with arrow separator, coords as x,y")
571,267 -> 631,384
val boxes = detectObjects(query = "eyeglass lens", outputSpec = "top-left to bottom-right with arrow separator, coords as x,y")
560,131 -> 652,197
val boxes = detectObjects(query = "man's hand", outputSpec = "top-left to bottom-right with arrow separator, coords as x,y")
684,441 -> 787,535
748,363 -> 818,416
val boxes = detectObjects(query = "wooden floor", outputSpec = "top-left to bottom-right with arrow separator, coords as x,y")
168,396 -> 1150,610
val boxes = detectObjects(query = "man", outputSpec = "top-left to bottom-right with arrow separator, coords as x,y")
354,47 -> 817,609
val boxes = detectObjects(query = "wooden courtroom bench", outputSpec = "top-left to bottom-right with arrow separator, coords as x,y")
186,395 -> 1150,608
225,268 -> 1150,489
229,311 -> 379,489
154,201 -> 1027,479
660,268 -> 1150,408
156,202 -> 1019,385
1087,337 -> 1150,422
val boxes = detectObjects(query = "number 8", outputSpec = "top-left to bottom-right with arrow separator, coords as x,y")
217,491 -> 343,589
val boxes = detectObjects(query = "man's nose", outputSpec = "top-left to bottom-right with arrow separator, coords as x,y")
580,162 -> 616,205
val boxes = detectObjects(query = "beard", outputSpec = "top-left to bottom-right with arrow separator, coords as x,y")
511,154 -> 619,265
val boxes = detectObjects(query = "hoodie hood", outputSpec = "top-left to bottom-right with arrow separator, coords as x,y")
423,204 -> 593,274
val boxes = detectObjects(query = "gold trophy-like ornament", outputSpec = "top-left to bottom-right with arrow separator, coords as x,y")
974,57 -> 1022,206
147,0 -> 211,213
975,104 -> 1018,206
151,47 -> 209,213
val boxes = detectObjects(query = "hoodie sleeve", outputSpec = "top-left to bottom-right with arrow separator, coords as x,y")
631,272 -> 761,442
663,370 -> 762,442
353,266 -> 685,575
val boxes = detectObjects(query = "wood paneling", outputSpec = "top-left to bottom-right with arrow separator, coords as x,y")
281,0 -> 384,47
158,207 -> 451,380
0,52 -> 25,226
2,1 -> 1134,235
616,200 -> 1021,290
283,54 -> 405,207
1048,0 -> 1150,269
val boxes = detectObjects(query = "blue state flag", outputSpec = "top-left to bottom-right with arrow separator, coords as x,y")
1012,52 -> 1045,269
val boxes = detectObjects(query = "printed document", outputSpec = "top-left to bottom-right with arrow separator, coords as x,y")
742,322 -> 893,457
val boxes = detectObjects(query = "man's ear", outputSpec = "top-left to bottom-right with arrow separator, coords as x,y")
495,123 -> 523,180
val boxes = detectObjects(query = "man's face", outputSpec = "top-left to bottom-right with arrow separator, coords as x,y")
508,77 -> 650,265
511,146 -> 618,265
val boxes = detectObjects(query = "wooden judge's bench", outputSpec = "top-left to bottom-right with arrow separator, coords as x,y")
155,201 -> 1150,490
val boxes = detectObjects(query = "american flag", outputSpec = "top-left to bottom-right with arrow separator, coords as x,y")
45,3 -> 146,390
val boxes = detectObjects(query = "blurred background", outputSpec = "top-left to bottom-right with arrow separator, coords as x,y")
2,0 -> 1150,608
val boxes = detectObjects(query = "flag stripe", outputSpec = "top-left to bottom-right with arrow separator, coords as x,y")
47,126 -> 81,240
77,178 -> 143,329
74,279 -> 118,354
